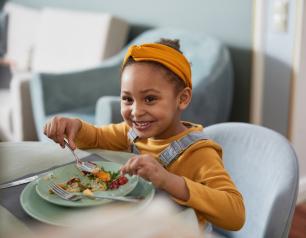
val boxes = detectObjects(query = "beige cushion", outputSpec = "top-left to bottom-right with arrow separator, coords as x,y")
32,8 -> 129,73
3,3 -> 40,72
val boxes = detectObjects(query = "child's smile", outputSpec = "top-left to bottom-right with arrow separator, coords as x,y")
133,120 -> 154,131
120,62 -> 189,139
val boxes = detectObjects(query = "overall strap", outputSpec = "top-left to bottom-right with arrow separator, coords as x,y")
159,131 -> 208,167
128,128 -> 141,154
127,129 -> 209,166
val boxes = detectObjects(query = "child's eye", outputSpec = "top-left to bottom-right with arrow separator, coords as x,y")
144,95 -> 157,103
121,96 -> 133,104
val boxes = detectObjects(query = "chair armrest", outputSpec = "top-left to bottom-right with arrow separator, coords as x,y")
95,96 -> 122,125
10,72 -> 38,140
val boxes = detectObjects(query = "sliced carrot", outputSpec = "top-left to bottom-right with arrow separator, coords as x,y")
96,171 -> 111,182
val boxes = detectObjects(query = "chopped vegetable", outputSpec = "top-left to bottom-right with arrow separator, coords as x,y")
83,188 -> 94,197
56,164 -> 128,193
95,171 -> 111,182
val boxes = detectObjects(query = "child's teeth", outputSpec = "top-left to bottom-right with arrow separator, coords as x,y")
135,121 -> 149,127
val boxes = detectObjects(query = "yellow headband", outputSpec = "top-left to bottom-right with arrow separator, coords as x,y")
122,43 -> 192,88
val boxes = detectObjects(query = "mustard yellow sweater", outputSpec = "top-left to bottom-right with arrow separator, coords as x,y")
75,121 -> 245,230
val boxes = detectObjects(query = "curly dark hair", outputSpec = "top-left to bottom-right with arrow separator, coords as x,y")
156,38 -> 182,53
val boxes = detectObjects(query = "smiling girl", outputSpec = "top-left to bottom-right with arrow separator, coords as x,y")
44,39 -> 245,230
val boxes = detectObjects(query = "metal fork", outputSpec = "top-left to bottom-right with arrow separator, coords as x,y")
64,139 -> 97,173
48,181 -> 142,203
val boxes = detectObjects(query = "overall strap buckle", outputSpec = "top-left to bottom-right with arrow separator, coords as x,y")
128,128 -> 140,154
159,131 -> 208,167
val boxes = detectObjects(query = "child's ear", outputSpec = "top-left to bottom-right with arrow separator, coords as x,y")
178,87 -> 192,110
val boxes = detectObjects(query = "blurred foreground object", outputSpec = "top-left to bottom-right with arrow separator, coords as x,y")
5,197 -> 204,238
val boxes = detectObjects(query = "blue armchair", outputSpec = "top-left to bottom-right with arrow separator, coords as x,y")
204,122 -> 299,238
30,28 -> 233,140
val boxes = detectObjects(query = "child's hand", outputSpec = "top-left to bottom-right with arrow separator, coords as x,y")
120,154 -> 170,188
43,116 -> 81,149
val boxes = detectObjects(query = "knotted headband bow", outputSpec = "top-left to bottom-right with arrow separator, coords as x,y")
122,43 -> 192,88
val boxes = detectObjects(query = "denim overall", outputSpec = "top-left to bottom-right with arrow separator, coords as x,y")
127,128 -> 208,167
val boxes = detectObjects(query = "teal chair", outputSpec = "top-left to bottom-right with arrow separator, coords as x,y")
204,122 -> 299,238
30,28 -> 233,140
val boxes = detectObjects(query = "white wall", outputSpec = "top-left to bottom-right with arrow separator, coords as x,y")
9,0 -> 253,123
251,0 -> 306,203
290,0 -> 306,203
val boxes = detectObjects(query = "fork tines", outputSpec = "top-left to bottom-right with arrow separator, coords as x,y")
49,182 -> 69,197
77,162 -> 98,173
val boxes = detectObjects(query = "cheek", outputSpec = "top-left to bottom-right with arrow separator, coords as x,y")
120,104 -> 130,119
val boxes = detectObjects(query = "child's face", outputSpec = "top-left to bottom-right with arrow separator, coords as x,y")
120,63 -> 188,139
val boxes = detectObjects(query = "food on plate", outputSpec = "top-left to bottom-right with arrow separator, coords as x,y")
83,188 -> 94,197
49,164 -> 129,194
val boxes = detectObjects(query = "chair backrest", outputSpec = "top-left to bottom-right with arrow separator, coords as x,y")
204,122 -> 299,238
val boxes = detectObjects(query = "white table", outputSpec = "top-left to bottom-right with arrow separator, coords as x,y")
0,142 -> 206,237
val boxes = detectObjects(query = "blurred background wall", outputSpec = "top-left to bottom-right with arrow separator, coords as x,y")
3,0 -> 253,124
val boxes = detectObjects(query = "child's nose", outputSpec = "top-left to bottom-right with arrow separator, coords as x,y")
131,103 -> 145,117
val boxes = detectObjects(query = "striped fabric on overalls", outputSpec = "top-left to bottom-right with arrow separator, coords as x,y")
127,128 -> 208,167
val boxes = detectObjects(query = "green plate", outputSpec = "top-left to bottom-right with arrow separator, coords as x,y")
20,176 -> 155,226
35,161 -> 138,207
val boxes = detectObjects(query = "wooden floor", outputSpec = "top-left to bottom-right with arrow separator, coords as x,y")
289,202 -> 306,238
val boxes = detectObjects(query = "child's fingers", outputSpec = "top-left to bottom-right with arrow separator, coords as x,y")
66,126 -> 78,150
48,119 -> 58,139
121,156 -> 141,176
43,123 -> 47,136
46,121 -> 55,140
120,159 -> 132,175
129,156 -> 144,174
52,121 -> 65,148
67,136 -> 76,150
44,119 -> 54,138
56,123 -> 67,148
45,118 -> 64,147
43,122 -> 50,137
135,167 -> 150,181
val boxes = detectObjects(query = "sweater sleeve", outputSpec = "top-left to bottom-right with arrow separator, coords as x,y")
170,143 -> 245,230
74,120 -> 130,151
